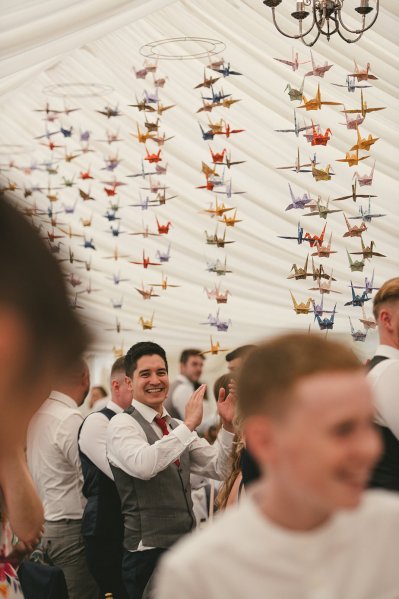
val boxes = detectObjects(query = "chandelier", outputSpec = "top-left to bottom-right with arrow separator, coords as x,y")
262,1 -> 379,45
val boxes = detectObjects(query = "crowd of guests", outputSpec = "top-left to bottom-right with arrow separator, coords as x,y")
1,192 -> 399,599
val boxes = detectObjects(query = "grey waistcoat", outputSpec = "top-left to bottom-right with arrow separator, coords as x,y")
110,406 -> 195,550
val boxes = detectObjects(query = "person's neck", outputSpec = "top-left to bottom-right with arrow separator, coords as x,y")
258,482 -> 332,532
378,332 -> 399,350
54,388 -> 80,406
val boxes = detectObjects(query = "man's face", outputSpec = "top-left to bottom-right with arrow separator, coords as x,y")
181,355 -> 203,383
127,354 -> 169,412
247,370 -> 381,514
227,357 -> 242,372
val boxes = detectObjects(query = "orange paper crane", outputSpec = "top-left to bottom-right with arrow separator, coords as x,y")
343,214 -> 367,238
209,146 -> 227,164
350,125 -> 379,152
150,274 -> 181,291
194,70 -> 221,89
342,90 -> 386,118
336,148 -> 369,167
130,250 -> 161,269
203,198 -> 234,218
144,146 -> 162,163
202,337 -> 229,356
155,218 -> 172,235
217,209 -> 242,227
135,284 -> 160,300
139,313 -> 155,330
298,84 -> 342,111
290,292 -> 313,315
348,61 -> 378,82
131,125 -> 155,144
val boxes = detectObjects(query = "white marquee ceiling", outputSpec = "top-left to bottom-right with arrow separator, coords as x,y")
1,0 -> 398,358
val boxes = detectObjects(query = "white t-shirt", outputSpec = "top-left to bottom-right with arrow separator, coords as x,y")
154,489 -> 399,599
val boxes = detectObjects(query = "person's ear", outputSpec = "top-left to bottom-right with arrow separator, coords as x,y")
379,307 -> 394,332
243,415 -> 276,467
125,375 -> 133,391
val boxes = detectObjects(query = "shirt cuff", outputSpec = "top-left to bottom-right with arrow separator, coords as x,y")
219,426 -> 235,445
171,423 -> 196,446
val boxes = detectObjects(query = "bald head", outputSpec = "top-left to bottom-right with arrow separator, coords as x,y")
55,359 -> 90,406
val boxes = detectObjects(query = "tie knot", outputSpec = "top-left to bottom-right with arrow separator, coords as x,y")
154,415 -> 169,436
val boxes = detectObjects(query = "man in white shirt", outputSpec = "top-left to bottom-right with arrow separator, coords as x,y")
78,356 -> 132,599
107,341 -> 235,599
164,349 -> 204,419
27,360 -> 98,599
154,333 -> 399,599
367,277 -> 399,490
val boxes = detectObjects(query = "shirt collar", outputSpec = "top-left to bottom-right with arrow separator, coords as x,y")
375,344 -> 399,360
131,398 -> 169,423
49,390 -> 77,409
176,373 -> 190,384
106,399 -> 123,414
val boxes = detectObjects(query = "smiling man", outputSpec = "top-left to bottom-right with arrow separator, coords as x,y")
154,333 -> 399,599
106,341 -> 235,599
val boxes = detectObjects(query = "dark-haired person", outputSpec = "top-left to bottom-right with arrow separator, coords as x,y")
107,341 -> 235,599
225,345 -> 255,372
367,278 -> 399,490
154,333 -> 399,599
27,361 -> 98,599
78,357 -> 132,598
164,349 -> 204,419
0,194 -> 88,597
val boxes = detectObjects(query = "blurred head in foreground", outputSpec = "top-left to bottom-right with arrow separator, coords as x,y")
238,333 -> 381,517
0,194 -> 89,428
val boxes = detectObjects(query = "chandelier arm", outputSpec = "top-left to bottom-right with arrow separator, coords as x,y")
299,27 -> 321,47
271,7 -> 316,39
338,1 -> 379,34
336,26 -> 364,43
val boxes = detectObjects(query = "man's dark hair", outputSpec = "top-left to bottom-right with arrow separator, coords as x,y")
111,356 -> 126,377
0,193 -> 89,381
225,345 -> 255,363
179,349 -> 204,365
125,342 -> 168,377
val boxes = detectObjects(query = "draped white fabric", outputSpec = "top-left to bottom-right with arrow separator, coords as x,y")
1,0 -> 398,358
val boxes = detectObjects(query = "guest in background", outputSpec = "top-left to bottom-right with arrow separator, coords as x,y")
164,349 -> 205,419
79,357 -> 132,598
107,341 -> 235,599
0,195 -> 88,598
88,385 -> 108,412
225,345 -> 255,372
367,278 -> 399,490
27,361 -> 98,599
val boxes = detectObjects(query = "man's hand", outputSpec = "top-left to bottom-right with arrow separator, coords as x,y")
184,384 -> 207,431
217,380 -> 236,433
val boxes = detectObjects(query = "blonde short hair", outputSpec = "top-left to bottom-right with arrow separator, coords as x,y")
373,277 -> 399,320
237,333 -> 361,420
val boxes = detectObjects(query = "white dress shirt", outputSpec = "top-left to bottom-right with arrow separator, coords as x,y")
78,399 -> 123,480
27,391 -> 86,521
368,344 -> 399,439
168,374 -> 194,418
154,488 -> 399,599
107,399 -> 234,482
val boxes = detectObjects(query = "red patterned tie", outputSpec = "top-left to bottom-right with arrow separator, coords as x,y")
154,415 -> 180,467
